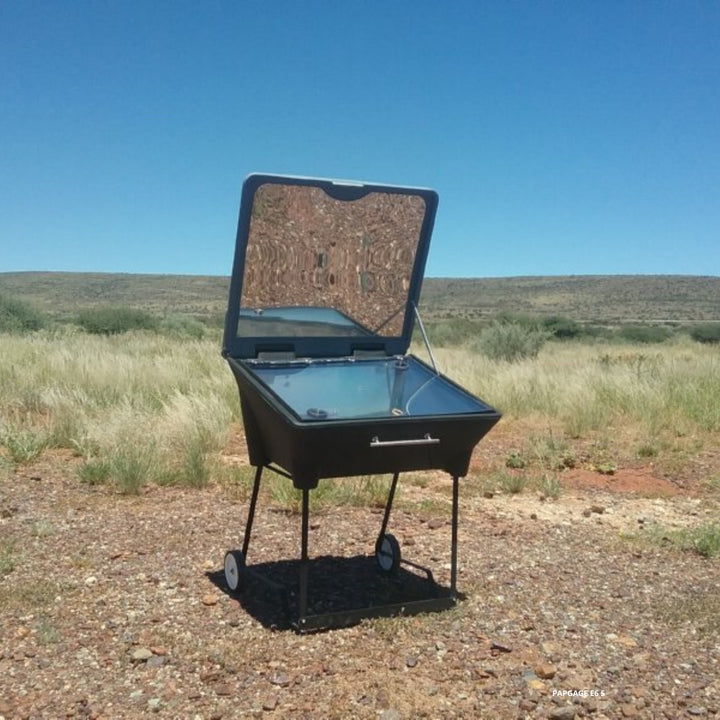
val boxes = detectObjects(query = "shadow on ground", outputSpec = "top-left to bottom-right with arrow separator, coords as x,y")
206,554 -> 458,632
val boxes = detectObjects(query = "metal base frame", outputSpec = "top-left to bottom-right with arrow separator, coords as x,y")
233,464 -> 461,633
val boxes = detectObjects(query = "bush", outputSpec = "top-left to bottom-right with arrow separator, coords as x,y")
424,318 -> 480,347
542,316 -> 582,340
618,325 -> 672,344
77,307 -> 157,335
159,314 -> 206,339
690,324 -> 720,345
476,321 -> 549,362
0,294 -> 46,333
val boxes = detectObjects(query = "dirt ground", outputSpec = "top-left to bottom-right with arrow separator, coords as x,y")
1,436 -> 719,719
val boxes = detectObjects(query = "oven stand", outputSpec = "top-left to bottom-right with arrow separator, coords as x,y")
225,465 -> 461,632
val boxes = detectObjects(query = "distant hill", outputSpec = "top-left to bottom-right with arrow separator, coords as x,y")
0,272 -> 718,325
420,275 -> 720,325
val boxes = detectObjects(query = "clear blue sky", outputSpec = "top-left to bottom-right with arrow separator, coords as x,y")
1,1 -> 719,278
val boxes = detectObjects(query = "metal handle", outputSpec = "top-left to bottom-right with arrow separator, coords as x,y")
370,434 -> 440,448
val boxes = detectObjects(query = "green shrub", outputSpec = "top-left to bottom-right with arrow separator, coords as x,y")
159,314 -> 206,339
1,427 -> 48,464
618,325 -> 672,344
77,307 -> 157,335
107,444 -> 155,494
542,316 -> 582,340
690,324 -> 720,345
656,523 -> 720,558
0,539 -> 16,577
505,452 -> 526,469
476,321 -> 549,362
689,525 -> 720,558
0,294 -> 46,333
77,459 -> 111,486
537,473 -> 562,499
498,471 -> 529,494
424,318 -> 480,347
176,439 -> 212,488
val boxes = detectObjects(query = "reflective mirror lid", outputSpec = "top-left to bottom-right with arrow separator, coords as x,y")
223,174 -> 438,359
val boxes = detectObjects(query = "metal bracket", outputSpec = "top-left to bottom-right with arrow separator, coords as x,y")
412,303 -> 439,374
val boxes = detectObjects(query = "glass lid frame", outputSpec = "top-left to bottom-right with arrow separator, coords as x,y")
223,174 -> 438,359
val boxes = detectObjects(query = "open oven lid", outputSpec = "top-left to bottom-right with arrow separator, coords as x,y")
223,174 -> 438,359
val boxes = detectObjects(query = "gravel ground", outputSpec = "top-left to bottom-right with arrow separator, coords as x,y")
1,451 -> 719,719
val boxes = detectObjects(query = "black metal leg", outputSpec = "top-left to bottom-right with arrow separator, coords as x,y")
450,475 -> 459,595
241,465 -> 263,559
377,472 -> 400,543
298,487 -> 310,627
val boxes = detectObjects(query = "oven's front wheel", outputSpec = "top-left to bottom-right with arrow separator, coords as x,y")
375,533 -> 401,574
224,550 -> 246,593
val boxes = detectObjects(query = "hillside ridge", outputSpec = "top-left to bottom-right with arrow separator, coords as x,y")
1,271 -> 718,324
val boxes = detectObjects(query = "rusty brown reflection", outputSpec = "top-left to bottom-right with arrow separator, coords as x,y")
240,183 -> 426,336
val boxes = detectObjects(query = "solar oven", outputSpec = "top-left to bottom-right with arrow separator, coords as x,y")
221,174 -> 500,631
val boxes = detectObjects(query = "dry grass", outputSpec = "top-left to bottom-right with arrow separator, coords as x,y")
0,331 -> 235,492
1,330 -> 718,494
433,340 -> 720,468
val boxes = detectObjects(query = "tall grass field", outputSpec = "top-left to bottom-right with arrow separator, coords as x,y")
1,328 -> 718,494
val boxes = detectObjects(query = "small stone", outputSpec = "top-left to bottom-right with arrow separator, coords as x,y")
428,518 -> 444,529
149,645 -> 167,656
541,641 -> 561,656
490,641 -> 512,654
147,698 -> 162,712
582,508 -> 592,518
530,513 -> 538,520
483,491 -> 494,499
215,684 -> 232,696
380,711 -> 401,720
549,707 -> 576,720
688,708 -> 708,717
270,671 -> 291,687
535,663 -> 557,680
202,594 -> 218,606
590,505 -> 605,514
617,635 -> 638,648
131,648 -> 153,662
527,679 -> 546,692
146,656 -> 165,668
620,704 -> 639,718
200,669 -> 221,683
262,695 -> 278,711
519,698 -> 537,711
406,655 -> 418,668
85,576 -> 98,586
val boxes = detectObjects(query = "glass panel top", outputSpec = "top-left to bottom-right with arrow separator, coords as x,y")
246,356 -> 492,421
238,182 -> 427,339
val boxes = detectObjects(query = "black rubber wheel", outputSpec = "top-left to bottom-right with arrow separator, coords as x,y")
224,550 -> 246,593
375,533 -> 401,574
